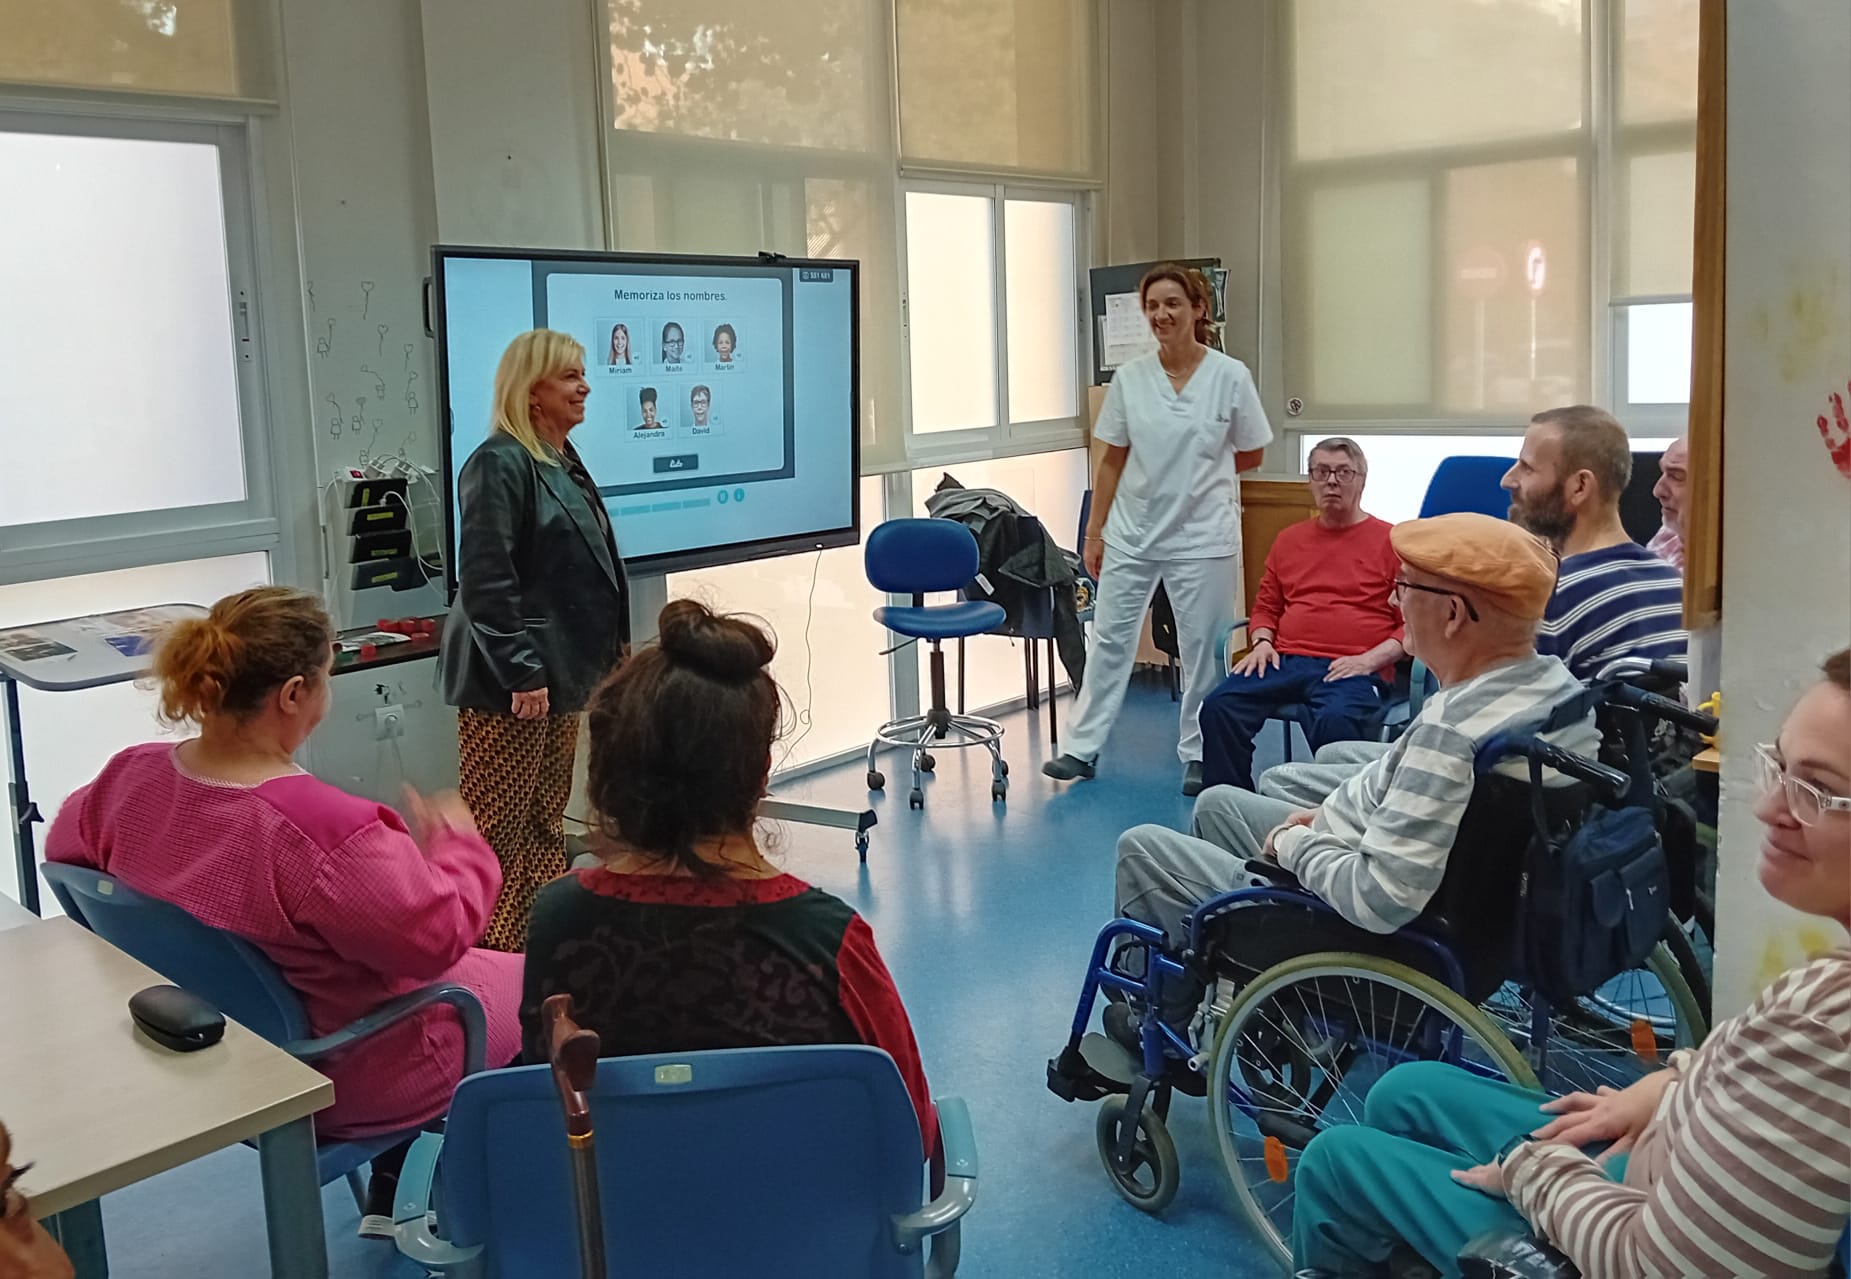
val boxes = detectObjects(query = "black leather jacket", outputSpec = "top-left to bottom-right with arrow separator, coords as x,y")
440,431 -> 629,714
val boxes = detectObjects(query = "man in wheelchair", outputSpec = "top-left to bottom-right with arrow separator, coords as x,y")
1112,514 -> 1598,1037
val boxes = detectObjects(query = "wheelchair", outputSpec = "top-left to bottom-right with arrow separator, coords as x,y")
1046,692 -> 1707,1270
1467,674 -> 1719,1095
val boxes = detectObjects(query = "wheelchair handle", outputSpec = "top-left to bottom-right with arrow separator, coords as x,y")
1608,682 -> 1720,735
1525,740 -> 1630,801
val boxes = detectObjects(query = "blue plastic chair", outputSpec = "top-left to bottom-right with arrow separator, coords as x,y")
41,862 -> 487,1209
394,1044 -> 978,1278
865,518 -> 1010,810
1419,455 -> 1515,519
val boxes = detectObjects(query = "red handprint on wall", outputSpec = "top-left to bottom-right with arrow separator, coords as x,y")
1820,382 -> 1851,478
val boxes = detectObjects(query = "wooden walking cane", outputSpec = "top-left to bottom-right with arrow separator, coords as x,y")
543,993 -> 607,1279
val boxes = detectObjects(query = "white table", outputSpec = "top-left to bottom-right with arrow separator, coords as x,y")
0,605 -> 205,914
0,891 -> 34,932
0,918 -> 334,1277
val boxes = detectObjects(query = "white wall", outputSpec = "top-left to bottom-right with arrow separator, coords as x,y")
419,0 -> 606,250
274,0 -> 452,800
1710,0 -> 1851,1017
276,0 -> 651,805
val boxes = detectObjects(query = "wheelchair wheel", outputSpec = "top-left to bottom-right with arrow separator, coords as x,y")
1095,1096 -> 1180,1214
1482,943 -> 1706,1095
1209,952 -> 1536,1269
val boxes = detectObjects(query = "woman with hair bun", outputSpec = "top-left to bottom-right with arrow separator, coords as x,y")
46,587 -> 523,1240
519,600 -> 939,1156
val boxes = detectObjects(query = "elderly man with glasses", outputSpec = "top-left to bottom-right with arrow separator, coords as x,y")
1111,514 -> 1600,1040
1196,438 -> 1405,793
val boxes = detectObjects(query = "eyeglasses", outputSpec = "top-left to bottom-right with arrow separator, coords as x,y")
1391,578 -> 1480,622
1309,465 -> 1360,483
1753,743 -> 1851,826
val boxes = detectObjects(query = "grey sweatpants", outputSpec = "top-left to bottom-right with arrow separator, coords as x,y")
1257,739 -> 1392,807
1114,785 -> 1304,946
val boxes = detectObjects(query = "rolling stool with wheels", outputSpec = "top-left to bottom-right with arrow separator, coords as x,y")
864,518 -> 1010,810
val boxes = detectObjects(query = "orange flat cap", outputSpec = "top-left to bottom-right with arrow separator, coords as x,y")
1390,512 -> 1558,621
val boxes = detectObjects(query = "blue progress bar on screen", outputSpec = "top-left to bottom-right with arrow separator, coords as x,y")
619,498 -> 715,515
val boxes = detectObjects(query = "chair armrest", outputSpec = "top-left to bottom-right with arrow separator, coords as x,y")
1407,659 -> 1436,718
286,982 -> 488,1077
894,1095 -> 978,1267
1219,617 -> 1252,677
1457,1227 -> 1579,1279
1241,857 -> 1301,888
390,1132 -> 484,1271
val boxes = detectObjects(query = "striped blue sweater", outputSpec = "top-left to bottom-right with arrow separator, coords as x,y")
1539,542 -> 1687,681
1271,654 -> 1598,934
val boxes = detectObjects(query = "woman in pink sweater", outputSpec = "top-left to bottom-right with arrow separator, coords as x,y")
45,587 -> 522,1239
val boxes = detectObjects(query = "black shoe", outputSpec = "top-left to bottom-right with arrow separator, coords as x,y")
1182,761 -> 1204,797
357,1173 -> 398,1240
1042,753 -> 1096,782
1102,1001 -> 1141,1053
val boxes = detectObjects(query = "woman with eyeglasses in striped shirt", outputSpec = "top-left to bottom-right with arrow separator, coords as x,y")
1293,649 -> 1850,1278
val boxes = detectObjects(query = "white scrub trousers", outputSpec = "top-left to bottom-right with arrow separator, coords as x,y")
1062,544 -> 1237,766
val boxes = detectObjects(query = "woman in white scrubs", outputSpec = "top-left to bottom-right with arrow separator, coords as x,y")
1044,264 -> 1271,796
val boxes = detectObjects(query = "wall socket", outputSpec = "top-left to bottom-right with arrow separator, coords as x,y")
373,703 -> 406,740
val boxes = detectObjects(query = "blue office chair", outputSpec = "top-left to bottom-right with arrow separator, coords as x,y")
41,862 -> 487,1211
1419,455 -> 1515,519
865,519 -> 1010,810
393,1044 -> 979,1278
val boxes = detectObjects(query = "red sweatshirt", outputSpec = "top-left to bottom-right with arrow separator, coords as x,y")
1249,515 -> 1403,661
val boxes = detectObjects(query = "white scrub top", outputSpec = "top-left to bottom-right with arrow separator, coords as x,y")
1092,348 -> 1273,560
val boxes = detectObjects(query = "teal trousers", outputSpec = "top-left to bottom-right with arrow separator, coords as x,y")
1292,1060 -> 1622,1278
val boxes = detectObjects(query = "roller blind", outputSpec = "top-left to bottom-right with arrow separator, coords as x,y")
0,0 -> 272,100
894,0 -> 1099,178
602,0 -> 906,468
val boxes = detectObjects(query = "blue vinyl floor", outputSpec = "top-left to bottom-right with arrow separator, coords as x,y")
81,675 -> 1300,1278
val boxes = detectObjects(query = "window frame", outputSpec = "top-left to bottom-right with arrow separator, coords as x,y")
0,105 -> 282,588
1278,0 -> 1698,446
897,177 -> 1090,467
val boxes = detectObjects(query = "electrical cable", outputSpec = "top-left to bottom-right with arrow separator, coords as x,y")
772,549 -> 824,772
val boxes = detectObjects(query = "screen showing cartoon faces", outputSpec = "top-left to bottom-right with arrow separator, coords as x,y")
439,253 -> 857,572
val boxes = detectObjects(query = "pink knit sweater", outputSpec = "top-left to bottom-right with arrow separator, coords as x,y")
46,742 -> 523,1138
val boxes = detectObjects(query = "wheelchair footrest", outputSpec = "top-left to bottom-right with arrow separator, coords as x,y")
1046,1035 -> 1136,1103
1078,1032 -> 1140,1088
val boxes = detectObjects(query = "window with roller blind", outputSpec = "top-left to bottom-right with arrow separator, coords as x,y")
899,184 -> 1086,457
0,113 -> 280,587
1283,0 -> 1698,436
599,0 -> 906,470
603,0 -> 1102,750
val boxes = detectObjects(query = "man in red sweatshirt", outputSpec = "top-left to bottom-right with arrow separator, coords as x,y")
1198,438 -> 1404,791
